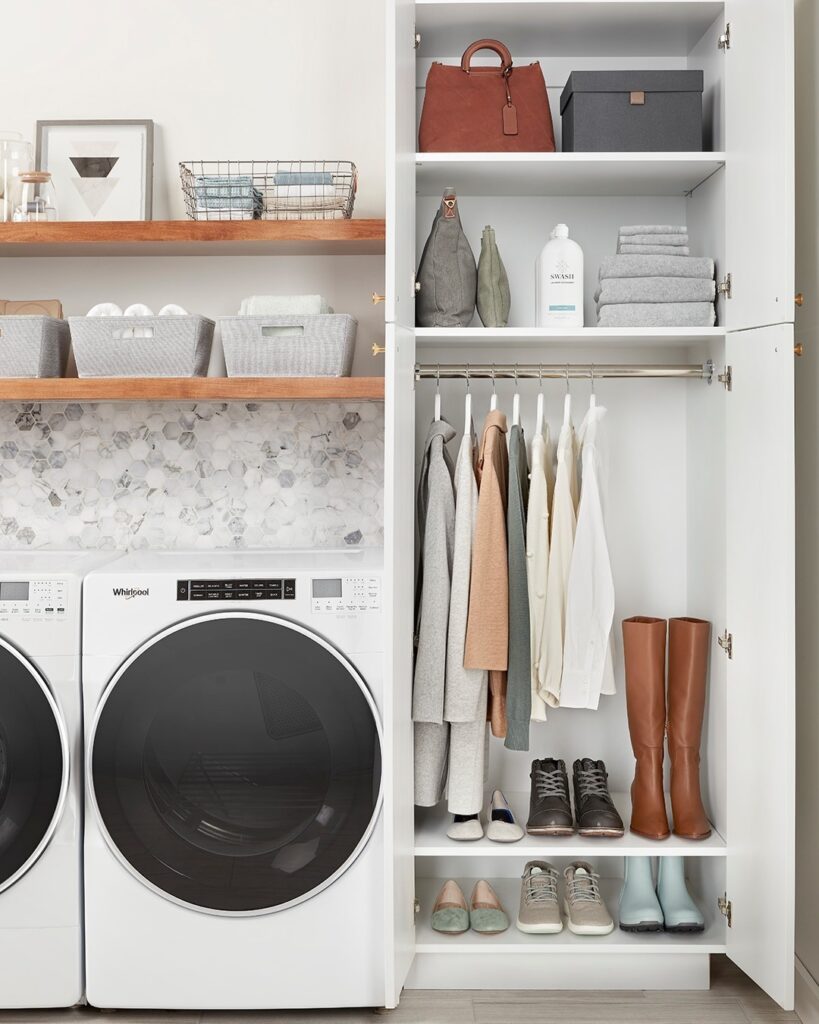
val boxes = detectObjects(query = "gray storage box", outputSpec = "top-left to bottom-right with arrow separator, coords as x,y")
69,315 -> 214,378
0,317 -> 70,378
560,70 -> 704,152
219,314 -> 357,377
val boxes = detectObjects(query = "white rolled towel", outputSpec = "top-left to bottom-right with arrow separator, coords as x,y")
238,294 -> 333,316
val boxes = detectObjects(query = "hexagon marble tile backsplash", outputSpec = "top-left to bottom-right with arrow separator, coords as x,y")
0,402 -> 384,551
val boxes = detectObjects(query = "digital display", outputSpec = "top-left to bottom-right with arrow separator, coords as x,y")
0,582 -> 29,601
312,578 -> 342,599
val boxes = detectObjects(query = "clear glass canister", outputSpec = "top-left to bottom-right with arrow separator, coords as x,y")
0,130 -> 32,222
14,171 -> 58,222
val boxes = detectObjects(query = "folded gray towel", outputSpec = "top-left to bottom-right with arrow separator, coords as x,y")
618,233 -> 689,247
619,224 -> 687,236
619,244 -> 691,256
595,277 -> 716,307
597,302 -> 716,328
600,255 -> 715,280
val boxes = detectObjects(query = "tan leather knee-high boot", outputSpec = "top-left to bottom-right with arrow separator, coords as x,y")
622,616 -> 670,840
667,617 -> 712,840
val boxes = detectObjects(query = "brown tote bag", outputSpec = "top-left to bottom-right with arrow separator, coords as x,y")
419,39 -> 556,152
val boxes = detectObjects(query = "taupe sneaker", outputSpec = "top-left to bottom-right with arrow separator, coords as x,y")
563,861 -> 614,935
516,861 -> 563,934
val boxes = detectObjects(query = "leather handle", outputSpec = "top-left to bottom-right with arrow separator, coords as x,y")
460,38 -> 513,74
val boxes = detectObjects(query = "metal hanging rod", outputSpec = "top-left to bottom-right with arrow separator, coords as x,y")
415,361 -> 714,383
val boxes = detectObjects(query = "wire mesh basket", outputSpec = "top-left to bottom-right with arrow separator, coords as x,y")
179,161 -> 357,221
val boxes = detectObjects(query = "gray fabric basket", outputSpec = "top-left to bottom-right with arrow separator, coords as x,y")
0,317 -> 71,378
69,315 -> 214,377
218,314 -> 357,376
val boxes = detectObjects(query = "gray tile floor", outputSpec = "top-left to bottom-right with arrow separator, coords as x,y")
0,958 -> 799,1024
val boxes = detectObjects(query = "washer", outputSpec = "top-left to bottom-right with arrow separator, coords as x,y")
82,550 -> 385,1010
0,551 -> 117,1008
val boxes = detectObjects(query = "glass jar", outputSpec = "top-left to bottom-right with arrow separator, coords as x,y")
14,171 -> 58,222
0,130 -> 32,222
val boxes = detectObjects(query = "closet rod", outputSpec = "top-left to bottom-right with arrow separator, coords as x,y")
414,361 -> 714,383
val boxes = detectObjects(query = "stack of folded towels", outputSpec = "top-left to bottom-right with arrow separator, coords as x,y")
596,225 -> 716,327
194,175 -> 264,220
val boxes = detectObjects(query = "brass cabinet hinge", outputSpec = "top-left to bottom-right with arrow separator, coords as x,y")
718,24 -> 731,50
718,366 -> 733,391
718,273 -> 733,299
718,893 -> 733,926
718,630 -> 733,659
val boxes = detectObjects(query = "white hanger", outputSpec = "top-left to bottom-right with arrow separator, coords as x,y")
535,364 -> 544,436
563,364 -> 572,426
589,363 -> 597,409
434,364 -> 442,421
464,364 -> 472,434
512,366 -> 520,427
490,364 -> 498,411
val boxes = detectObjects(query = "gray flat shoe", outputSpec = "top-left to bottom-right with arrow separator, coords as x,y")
431,879 -> 469,935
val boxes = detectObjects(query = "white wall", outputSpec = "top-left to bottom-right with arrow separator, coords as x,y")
795,0 -> 819,1006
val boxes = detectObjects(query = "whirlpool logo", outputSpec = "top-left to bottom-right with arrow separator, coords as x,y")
112,587 -> 150,599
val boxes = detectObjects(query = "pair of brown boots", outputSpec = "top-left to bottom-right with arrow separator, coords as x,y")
622,616 -> 711,841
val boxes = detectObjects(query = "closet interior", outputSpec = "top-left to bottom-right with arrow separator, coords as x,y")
384,0 -> 795,1009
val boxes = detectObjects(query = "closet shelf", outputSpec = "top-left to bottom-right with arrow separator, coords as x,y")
0,377 -> 385,403
414,877 -> 726,955
415,153 -> 726,197
0,219 -> 387,257
415,791 -> 727,857
415,327 -> 725,350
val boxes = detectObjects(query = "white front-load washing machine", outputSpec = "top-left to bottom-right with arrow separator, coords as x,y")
82,550 -> 386,1010
0,551 -> 117,1008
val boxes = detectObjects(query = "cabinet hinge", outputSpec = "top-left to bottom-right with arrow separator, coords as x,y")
718,273 -> 732,299
718,630 -> 733,659
414,28 -> 421,49
414,897 -> 421,915
718,23 -> 731,50
718,893 -> 733,927
718,366 -> 733,391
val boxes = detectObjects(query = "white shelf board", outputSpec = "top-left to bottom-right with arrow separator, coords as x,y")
415,2 -> 724,58
414,876 -> 726,954
415,153 -> 725,197
415,326 -> 725,350
415,790 -> 727,857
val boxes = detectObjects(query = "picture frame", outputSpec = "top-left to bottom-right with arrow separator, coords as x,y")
35,119 -> 154,221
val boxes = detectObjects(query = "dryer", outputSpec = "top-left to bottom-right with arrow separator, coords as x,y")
82,550 -> 385,1010
0,551 -> 116,1008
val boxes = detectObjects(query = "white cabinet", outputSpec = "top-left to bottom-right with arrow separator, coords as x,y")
383,0 -> 795,1010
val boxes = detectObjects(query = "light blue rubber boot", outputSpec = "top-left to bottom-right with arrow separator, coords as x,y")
656,857 -> 705,933
619,856 -> 664,932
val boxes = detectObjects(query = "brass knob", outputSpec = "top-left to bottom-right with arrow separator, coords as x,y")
795,343 -> 805,357
372,343 -> 386,356
796,293 -> 805,307
371,293 -> 385,305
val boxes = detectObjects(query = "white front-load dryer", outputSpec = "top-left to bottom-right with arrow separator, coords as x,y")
0,551 -> 117,1008
82,550 -> 386,1010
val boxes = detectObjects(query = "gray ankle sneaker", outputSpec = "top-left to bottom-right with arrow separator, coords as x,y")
563,861 -> 614,935
516,861 -> 563,934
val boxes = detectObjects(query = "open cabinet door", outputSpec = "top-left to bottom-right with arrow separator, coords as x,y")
725,324 -> 795,1009
723,0 -> 794,331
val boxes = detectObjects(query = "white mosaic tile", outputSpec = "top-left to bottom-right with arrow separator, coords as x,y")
0,402 -> 384,551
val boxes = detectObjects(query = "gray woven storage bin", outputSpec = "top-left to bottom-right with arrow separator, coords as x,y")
0,317 -> 70,378
69,315 -> 214,377
219,314 -> 356,377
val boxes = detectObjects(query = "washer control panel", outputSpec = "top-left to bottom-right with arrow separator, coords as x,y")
311,576 -> 381,614
177,578 -> 296,601
0,578 -> 68,621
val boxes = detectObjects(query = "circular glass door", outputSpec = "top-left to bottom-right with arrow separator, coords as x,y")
89,613 -> 382,916
0,638 -> 68,894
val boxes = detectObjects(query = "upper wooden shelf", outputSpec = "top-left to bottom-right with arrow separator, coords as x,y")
0,219 -> 386,257
0,377 -> 385,403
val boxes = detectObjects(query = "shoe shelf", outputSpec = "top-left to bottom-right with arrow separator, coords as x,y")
414,327 -> 725,351
415,791 -> 727,858
413,877 -> 727,955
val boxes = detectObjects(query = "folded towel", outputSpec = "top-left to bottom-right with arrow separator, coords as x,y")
595,277 -> 716,307
597,302 -> 716,328
272,184 -> 338,200
618,233 -> 689,247
273,171 -> 334,186
238,294 -> 333,316
600,255 -> 715,280
618,244 -> 691,256
194,175 -> 263,215
619,224 -> 687,236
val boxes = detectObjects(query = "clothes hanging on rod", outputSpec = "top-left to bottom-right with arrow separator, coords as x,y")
505,420 -> 532,750
527,409 -> 553,722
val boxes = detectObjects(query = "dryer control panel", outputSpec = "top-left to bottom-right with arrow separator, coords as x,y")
311,576 -> 381,614
177,578 -> 297,601
0,578 -> 68,622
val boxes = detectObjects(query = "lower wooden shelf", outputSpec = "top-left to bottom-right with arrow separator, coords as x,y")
0,377 -> 385,402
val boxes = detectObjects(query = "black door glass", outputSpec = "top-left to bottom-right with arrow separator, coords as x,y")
91,616 -> 381,913
0,645 -> 65,889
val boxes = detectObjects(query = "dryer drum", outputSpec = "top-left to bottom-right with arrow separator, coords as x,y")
90,614 -> 383,915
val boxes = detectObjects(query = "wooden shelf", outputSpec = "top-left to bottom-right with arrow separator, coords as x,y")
415,153 -> 726,197
0,219 -> 386,257
0,377 -> 385,403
